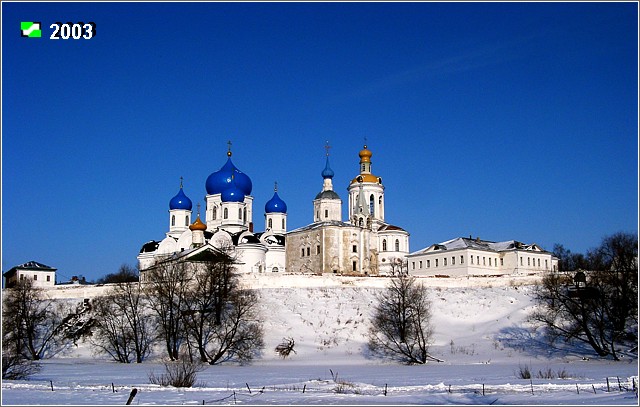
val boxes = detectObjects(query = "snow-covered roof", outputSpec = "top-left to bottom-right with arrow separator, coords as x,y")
3,261 -> 57,277
288,220 -> 353,234
408,237 -> 549,256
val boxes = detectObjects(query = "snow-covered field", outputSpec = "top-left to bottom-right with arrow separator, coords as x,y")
2,275 -> 638,405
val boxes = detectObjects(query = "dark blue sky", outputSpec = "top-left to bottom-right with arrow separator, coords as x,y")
2,1 -> 638,282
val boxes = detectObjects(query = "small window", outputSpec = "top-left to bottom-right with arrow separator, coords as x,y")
528,257 -> 530,266
435,259 -> 439,267
224,208 -> 228,219
545,259 -> 548,269
538,258 -> 540,267
420,260 -> 424,268
268,219 -> 272,229
185,216 -> 189,226
444,258 -> 447,266
171,215 -> 175,226
500,258 -> 504,266
46,275 -> 51,282
471,256 -> 474,265
412,262 -> 416,270
477,256 -> 480,264
34,275 -> 37,281
238,208 -> 242,220
213,207 -> 217,220
307,247 -> 310,256
301,249 -> 305,257
395,239 -> 400,251
461,255 -> 464,264
382,239 -> 387,251
272,267 -> 279,273
325,209 -> 329,218
483,257 -> 486,266
489,258 -> 492,266
282,219 -> 285,229
426,260 -> 429,268
316,245 -> 321,255
520,256 -> 523,266
352,245 -> 357,253
452,256 -> 455,265
352,261 -> 357,271
20,275 -> 24,280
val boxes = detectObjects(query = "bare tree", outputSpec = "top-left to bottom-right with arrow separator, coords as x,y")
95,263 -> 139,284
530,232 -> 638,360
181,249 -> 264,364
2,279 -> 67,361
90,281 -> 154,363
144,258 -> 193,360
367,276 -> 440,364
2,306 -> 40,379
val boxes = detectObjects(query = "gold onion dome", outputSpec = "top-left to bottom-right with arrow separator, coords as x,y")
189,216 -> 207,231
359,145 -> 372,162
351,144 -> 382,184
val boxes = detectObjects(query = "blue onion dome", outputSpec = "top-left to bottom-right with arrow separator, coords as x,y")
321,156 -> 334,179
265,190 -> 287,213
169,181 -> 192,210
221,177 -> 245,202
205,152 -> 253,195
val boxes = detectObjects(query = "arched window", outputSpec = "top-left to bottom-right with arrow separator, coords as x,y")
395,239 -> 400,251
382,239 -> 387,251
282,219 -> 285,229
244,208 -> 247,221
223,208 -> 228,219
369,195 -> 375,216
238,208 -> 242,220
213,207 -> 217,220
268,218 -> 272,229
185,216 -> 189,226
171,215 -> 175,226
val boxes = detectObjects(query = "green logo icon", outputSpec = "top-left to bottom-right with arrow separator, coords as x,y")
21,22 -> 42,38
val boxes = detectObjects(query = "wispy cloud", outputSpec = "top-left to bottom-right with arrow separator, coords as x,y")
333,33 -> 542,101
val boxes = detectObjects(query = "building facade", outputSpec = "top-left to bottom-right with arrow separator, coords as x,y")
3,261 -> 57,288
286,144 -> 410,275
407,237 -> 558,277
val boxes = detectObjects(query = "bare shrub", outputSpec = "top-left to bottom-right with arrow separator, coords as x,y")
275,337 -> 296,359
536,367 -> 555,379
517,363 -> 531,379
148,355 -> 204,387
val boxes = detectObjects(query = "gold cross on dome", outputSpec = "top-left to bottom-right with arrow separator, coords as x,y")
324,141 -> 331,157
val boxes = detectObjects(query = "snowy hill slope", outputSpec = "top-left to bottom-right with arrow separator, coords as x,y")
253,281 -> 539,366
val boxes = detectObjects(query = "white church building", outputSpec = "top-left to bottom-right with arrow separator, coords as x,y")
285,144 -> 410,275
137,145 -> 288,276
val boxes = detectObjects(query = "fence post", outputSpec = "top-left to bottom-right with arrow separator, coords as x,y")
112,383 -> 115,393
617,376 -> 622,391
303,384 -> 306,394
576,384 -> 579,394
592,385 -> 597,394
50,381 -> 54,392
530,379 -> 534,395
126,388 -> 138,405
384,384 -> 388,396
246,383 -> 251,394
606,377 -> 610,392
